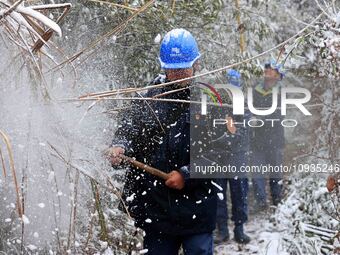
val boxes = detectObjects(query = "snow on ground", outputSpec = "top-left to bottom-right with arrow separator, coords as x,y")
215,174 -> 339,255
214,211 -> 288,255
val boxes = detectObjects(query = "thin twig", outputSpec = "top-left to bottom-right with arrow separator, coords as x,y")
61,95 -> 326,110
0,147 -> 7,178
0,130 -> 22,217
89,0 -> 138,12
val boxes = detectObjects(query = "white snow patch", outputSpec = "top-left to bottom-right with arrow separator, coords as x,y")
27,244 -> 37,251
126,193 -> 135,202
313,187 -> 328,200
21,215 -> 30,225
154,34 -> 162,44
211,180 -> 223,191
217,193 -> 224,201
103,247 -> 114,255
47,171 -> 55,183
38,203 -> 45,208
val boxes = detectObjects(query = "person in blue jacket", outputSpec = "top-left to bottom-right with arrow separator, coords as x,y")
251,61 -> 285,210
214,70 -> 251,244
108,28 -> 217,255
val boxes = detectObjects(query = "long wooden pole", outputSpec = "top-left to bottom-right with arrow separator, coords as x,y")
120,155 -> 169,180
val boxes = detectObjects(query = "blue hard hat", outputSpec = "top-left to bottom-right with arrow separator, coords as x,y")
226,69 -> 242,87
159,28 -> 201,69
264,59 -> 285,79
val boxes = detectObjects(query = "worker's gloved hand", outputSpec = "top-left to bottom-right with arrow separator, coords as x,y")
165,170 -> 185,190
106,146 -> 125,166
327,175 -> 336,192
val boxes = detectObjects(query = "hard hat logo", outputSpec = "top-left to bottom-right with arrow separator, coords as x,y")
159,28 -> 200,69
171,47 -> 181,55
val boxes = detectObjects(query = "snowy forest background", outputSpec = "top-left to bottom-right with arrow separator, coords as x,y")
0,0 -> 339,254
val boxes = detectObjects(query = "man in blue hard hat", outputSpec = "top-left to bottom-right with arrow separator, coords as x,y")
109,28 -> 217,255
251,60 -> 285,210
214,70 -> 251,245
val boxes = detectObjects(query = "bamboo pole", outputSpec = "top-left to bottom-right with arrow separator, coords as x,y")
171,0 -> 176,14
91,180 -> 109,242
234,0 -> 246,54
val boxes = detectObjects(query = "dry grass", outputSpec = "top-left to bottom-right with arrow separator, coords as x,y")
0,1 -> 75,94
0,130 -> 22,217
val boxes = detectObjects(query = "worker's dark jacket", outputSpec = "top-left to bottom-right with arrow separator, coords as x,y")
250,84 -> 285,152
210,106 -> 251,155
112,75 -> 217,235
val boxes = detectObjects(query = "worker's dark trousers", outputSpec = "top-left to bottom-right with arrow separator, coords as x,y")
216,151 -> 249,235
143,231 -> 213,255
251,149 -> 283,206
216,178 -> 249,235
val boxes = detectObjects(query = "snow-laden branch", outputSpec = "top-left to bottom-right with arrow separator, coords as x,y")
15,5 -> 62,37
0,0 -> 62,37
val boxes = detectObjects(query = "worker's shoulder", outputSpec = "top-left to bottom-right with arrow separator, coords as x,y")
143,74 -> 167,97
151,73 -> 167,85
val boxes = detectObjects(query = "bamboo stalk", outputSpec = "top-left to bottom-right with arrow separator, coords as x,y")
0,130 -> 22,217
79,87 -> 138,99
47,159 -> 62,253
152,86 -> 192,98
62,96 -> 325,110
234,0 -> 245,54
171,0 -> 176,14
84,205 -> 96,250
91,180 -> 109,242
71,171 -> 79,254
